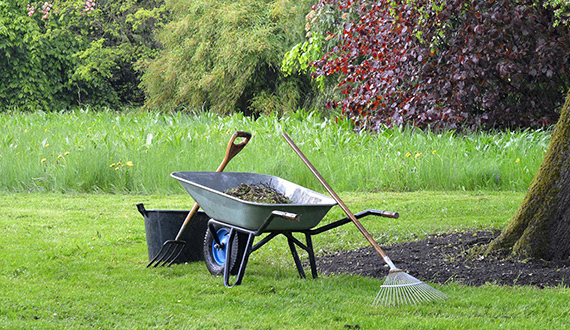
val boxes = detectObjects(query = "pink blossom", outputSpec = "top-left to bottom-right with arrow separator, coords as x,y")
27,4 -> 35,16
39,1 -> 52,18
82,0 -> 95,15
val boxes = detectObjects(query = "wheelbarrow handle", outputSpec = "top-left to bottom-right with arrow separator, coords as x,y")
175,131 -> 251,241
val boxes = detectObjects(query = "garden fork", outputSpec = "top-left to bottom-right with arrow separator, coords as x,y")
146,131 -> 251,267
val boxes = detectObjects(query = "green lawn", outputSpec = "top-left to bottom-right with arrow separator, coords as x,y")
2,191 -> 569,329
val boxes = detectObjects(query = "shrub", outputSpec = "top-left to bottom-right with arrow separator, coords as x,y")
141,0 -> 314,115
547,0 -> 570,25
69,0 -> 168,107
309,0 -> 570,131
1,2 -> 78,110
0,1 -> 166,110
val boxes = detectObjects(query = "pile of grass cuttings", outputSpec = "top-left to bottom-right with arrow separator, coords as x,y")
224,183 -> 293,204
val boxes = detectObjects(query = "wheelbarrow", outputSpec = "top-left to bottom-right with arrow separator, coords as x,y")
171,171 -> 399,287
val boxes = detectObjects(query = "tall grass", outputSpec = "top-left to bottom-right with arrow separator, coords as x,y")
0,109 -> 550,194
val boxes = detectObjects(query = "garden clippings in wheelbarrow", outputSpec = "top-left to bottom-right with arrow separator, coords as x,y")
224,183 -> 293,204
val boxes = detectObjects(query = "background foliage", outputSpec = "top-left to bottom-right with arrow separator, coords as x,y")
547,0 -> 570,25
141,0 -> 315,115
3,0 -> 570,134
0,0 -> 166,111
304,0 -> 570,131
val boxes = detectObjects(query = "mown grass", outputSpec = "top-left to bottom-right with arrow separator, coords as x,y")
0,109 -> 550,194
2,192 -> 569,329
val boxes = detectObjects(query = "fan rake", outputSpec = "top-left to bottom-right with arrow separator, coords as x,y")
283,132 -> 448,306
373,264 -> 448,306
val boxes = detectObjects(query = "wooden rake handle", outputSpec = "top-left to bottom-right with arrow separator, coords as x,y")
174,131 -> 252,241
282,132 -> 393,263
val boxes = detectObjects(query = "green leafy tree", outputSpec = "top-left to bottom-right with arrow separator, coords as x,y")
1,1 -> 81,109
141,0 -> 313,115
68,0 -> 168,106
0,1 -> 166,110
546,0 -> 570,24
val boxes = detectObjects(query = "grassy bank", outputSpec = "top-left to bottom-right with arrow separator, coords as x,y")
2,192 -> 569,329
0,109 -> 550,194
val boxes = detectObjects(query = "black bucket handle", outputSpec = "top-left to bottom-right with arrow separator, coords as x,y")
136,203 -> 147,217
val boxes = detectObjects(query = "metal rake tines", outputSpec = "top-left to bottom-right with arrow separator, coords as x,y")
372,271 -> 448,306
146,240 -> 186,268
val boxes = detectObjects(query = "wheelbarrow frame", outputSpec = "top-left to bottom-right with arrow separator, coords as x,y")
208,209 -> 394,287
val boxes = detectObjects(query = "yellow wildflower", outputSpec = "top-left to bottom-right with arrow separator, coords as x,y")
65,151 -> 70,155
415,152 -> 422,158
110,163 -> 116,168
126,161 -> 133,167
405,152 -> 411,157
432,150 -> 437,154
516,158 -> 520,163
40,158 -> 47,163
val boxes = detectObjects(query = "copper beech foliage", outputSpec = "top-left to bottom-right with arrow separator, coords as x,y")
311,0 -> 570,131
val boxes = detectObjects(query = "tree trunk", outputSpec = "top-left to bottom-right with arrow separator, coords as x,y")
487,91 -> 570,260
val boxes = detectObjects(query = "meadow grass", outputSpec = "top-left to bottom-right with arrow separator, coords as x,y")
2,192 -> 569,329
0,109 -> 550,194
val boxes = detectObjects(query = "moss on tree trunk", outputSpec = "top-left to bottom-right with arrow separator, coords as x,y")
487,91 -> 570,260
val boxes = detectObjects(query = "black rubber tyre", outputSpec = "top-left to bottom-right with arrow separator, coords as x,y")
203,226 -> 248,276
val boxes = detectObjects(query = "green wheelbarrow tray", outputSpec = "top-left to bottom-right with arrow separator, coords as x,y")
170,171 -> 337,231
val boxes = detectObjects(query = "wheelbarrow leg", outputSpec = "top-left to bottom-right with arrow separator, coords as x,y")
223,229 -> 254,287
305,233 -> 318,279
285,233 -> 307,279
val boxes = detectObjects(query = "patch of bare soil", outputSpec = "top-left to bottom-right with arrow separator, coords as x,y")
317,231 -> 570,287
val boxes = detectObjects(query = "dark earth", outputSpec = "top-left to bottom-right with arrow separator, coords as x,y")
317,230 -> 570,288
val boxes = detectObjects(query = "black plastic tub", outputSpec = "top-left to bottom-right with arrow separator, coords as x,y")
137,203 -> 208,263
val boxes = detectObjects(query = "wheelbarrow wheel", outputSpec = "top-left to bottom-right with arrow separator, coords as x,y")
203,226 -> 247,276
